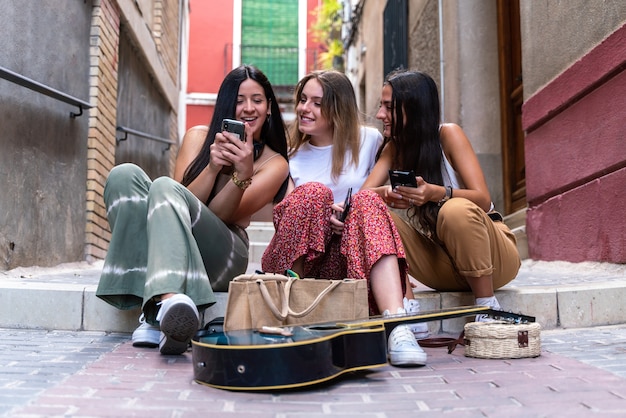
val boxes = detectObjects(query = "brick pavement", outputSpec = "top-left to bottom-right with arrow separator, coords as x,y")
2,326 -> 626,417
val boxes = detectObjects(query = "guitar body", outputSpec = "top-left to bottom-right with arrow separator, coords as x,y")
192,324 -> 387,391
192,306 -> 534,391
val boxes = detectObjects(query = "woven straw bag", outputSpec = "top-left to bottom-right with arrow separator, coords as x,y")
464,321 -> 541,359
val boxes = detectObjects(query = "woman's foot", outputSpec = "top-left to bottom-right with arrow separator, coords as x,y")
131,314 -> 160,348
156,294 -> 199,355
384,308 -> 427,366
475,295 -> 501,322
403,297 -> 430,339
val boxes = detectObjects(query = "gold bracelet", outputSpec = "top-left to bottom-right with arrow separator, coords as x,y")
232,171 -> 252,190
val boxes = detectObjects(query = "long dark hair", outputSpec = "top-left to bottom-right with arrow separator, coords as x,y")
181,65 -> 289,202
383,70 -> 444,237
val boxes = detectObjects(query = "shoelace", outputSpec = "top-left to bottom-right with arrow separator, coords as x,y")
390,326 -> 419,347
403,299 -> 429,335
404,299 -> 420,312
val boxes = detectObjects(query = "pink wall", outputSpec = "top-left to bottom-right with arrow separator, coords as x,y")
186,0 -> 234,129
185,0 -> 323,131
307,0 -> 323,73
522,23 -> 626,262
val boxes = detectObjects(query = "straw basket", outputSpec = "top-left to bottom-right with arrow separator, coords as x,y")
464,321 -> 541,359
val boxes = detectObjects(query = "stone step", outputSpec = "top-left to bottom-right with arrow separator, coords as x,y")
1,259 -> 625,336
246,221 -> 276,243
247,221 -> 273,264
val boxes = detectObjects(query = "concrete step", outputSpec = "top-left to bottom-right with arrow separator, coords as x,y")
247,221 -> 273,264
1,258 -> 625,336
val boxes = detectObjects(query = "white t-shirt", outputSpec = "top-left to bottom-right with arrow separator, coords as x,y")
289,126 -> 383,203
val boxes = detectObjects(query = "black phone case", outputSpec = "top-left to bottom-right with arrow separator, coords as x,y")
389,170 -> 417,188
339,188 -> 352,222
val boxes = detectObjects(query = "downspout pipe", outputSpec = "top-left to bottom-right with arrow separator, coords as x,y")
438,0 -> 445,119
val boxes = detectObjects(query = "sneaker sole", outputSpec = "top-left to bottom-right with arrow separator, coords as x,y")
159,303 -> 199,355
132,327 -> 160,348
388,351 -> 428,367
132,340 -> 159,348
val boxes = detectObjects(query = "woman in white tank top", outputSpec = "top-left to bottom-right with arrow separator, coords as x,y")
363,70 -> 521,320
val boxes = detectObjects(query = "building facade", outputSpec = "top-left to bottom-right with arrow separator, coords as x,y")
0,0 -> 186,269
185,0 -> 323,130
344,0 -> 626,263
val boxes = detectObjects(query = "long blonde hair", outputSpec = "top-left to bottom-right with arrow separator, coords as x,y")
289,70 -> 361,181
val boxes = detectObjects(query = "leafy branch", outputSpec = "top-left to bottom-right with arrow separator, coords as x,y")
310,0 -> 344,70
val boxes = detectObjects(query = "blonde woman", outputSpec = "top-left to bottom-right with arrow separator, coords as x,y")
262,70 -> 427,367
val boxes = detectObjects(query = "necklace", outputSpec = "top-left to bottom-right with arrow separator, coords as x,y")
254,139 -> 265,161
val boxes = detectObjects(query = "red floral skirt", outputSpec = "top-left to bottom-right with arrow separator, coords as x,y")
261,182 -> 407,315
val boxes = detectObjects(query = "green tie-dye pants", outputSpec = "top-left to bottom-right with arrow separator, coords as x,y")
96,163 -> 249,325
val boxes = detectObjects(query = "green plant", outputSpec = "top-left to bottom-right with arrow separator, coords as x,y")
310,0 -> 344,70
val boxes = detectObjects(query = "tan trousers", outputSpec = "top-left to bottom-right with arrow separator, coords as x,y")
390,198 -> 521,292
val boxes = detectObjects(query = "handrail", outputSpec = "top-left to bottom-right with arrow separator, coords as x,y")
0,65 -> 92,118
116,125 -> 175,152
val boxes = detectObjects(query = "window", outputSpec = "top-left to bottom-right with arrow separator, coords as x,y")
241,0 -> 299,86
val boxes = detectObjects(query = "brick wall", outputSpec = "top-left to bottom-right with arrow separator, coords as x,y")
85,0 -> 120,261
84,0 -> 182,261
154,0 -> 182,173
154,0 -> 180,85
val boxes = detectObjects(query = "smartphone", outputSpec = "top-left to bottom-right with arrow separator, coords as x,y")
221,118 -> 246,141
339,188 -> 352,222
389,170 -> 417,189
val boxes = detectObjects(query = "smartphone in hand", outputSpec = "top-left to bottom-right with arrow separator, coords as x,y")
221,118 -> 246,141
389,170 -> 417,189
339,188 -> 352,222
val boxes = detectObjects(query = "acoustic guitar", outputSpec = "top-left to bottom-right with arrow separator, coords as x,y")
191,306 -> 535,391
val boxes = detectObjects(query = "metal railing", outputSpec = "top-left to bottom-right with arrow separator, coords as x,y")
116,125 -> 175,153
0,65 -> 92,118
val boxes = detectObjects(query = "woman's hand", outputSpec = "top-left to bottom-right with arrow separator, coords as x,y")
387,177 -> 440,208
211,124 -> 254,179
329,202 -> 347,235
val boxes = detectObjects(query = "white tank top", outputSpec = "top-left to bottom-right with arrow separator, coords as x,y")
289,126 -> 383,203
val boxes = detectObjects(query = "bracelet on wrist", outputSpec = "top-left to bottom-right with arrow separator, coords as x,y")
232,171 -> 252,190
438,185 -> 452,206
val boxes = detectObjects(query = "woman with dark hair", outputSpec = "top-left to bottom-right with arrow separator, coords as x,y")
262,70 -> 428,367
97,65 -> 289,355
363,69 -> 520,319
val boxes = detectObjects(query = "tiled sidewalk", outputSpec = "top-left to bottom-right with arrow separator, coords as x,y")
2,325 -> 626,417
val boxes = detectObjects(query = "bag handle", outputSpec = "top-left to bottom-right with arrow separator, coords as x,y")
256,279 -> 289,320
284,279 -> 343,318
234,273 -> 290,283
255,277 -> 344,320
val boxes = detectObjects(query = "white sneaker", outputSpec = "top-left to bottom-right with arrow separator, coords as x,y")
156,294 -> 199,355
403,297 -> 430,340
475,296 -> 501,322
131,315 -> 160,348
475,313 -> 496,323
384,308 -> 427,367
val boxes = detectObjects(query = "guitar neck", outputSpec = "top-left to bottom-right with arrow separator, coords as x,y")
334,305 -> 535,330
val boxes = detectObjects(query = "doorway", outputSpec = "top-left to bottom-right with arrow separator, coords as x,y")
497,0 -> 526,214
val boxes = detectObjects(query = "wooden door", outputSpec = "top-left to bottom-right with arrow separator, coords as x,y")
497,0 -> 526,214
